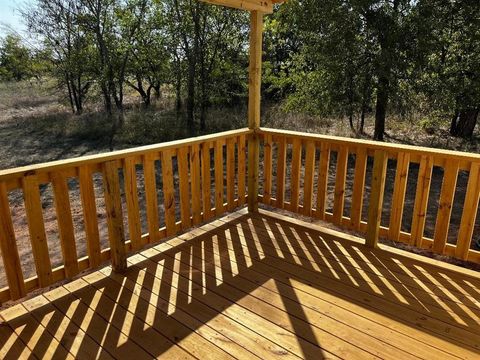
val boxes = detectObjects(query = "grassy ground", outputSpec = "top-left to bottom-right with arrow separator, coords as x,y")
0,80 -> 479,288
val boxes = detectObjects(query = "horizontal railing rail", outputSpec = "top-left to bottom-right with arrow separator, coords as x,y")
0,128 -> 251,302
258,127 -> 480,265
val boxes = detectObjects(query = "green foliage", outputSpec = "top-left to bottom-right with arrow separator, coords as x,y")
0,35 -> 33,81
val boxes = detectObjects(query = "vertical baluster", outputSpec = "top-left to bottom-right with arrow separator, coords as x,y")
333,146 -> 348,225
455,162 -> 480,260
22,173 -> 52,287
302,140 -> 316,216
178,146 -> 191,230
276,136 -> 287,208
215,140 -> 225,216
190,143 -> 202,225
51,171 -> 79,278
161,149 -> 176,236
388,152 -> 410,241
290,138 -> 302,212
79,165 -> 101,267
432,160 -> 459,254
201,142 -> 213,220
237,135 -> 246,206
410,155 -> 433,247
316,142 -> 330,220
144,153 -> 160,242
124,157 -> 143,250
102,160 -> 127,272
366,150 -> 388,248
263,133 -> 273,204
0,182 -> 25,299
350,147 -> 367,230
226,137 -> 236,211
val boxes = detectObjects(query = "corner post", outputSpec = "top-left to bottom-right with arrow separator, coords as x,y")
365,149 -> 388,248
247,10 -> 263,212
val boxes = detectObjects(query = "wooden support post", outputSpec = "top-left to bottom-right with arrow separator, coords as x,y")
247,10 -> 263,213
103,160 -> 127,273
365,150 -> 388,248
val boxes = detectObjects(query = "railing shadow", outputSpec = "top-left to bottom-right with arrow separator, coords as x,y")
1,212 -> 479,359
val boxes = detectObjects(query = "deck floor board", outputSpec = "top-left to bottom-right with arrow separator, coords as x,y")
1,209 -> 479,359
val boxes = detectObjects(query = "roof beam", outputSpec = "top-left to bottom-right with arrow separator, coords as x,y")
199,0 -> 274,13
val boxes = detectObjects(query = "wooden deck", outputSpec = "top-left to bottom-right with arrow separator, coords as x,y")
1,208 -> 479,360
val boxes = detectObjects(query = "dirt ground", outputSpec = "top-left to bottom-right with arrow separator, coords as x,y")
0,80 -> 479,287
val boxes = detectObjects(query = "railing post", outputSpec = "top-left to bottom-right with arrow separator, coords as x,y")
365,150 -> 388,248
247,10 -> 263,213
103,160 -> 127,272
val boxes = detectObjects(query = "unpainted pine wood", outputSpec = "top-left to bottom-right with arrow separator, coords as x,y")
237,134 -> 246,206
248,134 -> 260,212
199,0 -> 274,13
79,165 -> 101,267
275,136 -> 287,208
316,142 -> 330,220
432,160 -> 459,254
226,137 -> 236,211
143,153 -> 160,242
410,155 -> 434,247
190,143 -> 202,225
0,182 -> 25,300
161,149 -> 176,236
123,157 -> 143,250
22,173 -> 52,287
333,146 -> 348,225
102,160 -> 127,272
388,152 -> 410,241
290,138 -> 302,212
365,150 -> 388,248
215,140 -> 225,216
302,140 -> 316,216
263,134 -> 273,204
51,171 -> 79,278
178,146 -> 192,230
201,142 -> 213,220
350,147 -> 367,230
456,162 -> 480,260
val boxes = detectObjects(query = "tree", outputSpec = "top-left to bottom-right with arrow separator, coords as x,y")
0,35 -> 32,81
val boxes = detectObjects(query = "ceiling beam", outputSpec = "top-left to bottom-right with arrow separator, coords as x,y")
199,0 -> 274,13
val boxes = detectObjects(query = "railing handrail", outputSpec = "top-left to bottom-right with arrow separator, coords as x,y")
0,128 -> 252,184
259,127 -> 480,163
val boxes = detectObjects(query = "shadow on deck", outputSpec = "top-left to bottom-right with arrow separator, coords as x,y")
1,209 -> 479,359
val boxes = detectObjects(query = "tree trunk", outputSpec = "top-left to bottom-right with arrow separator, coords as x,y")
186,59 -> 195,133
374,76 -> 389,141
450,109 -> 479,138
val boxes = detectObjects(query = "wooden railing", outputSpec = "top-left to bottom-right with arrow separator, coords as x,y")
258,128 -> 480,265
0,128 -> 250,302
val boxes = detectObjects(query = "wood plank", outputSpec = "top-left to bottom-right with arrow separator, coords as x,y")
22,173 -> 52,287
199,0 -> 274,13
247,134 -> 260,212
143,153 -> 160,242
190,144 -> 202,225
51,171 -> 79,278
455,162 -> 480,260
333,146 -> 348,225
410,155 -> 434,247
124,157 -> 143,250
237,135 -> 246,206
226,137 -> 236,211
102,160 -> 127,272
0,182 -> 25,300
302,140 -> 316,216
215,140 -> 225,216
201,142 -> 213,220
79,165 -> 101,267
316,142 -> 330,220
388,152 -> 410,241
161,149 -> 176,237
177,146 -> 191,230
262,134 -> 273,204
432,160 -> 459,254
275,136 -> 287,208
365,150 -> 388,248
350,147 -> 367,230
290,138 -> 302,212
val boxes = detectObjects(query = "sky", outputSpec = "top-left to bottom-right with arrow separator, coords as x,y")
0,0 -> 27,38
